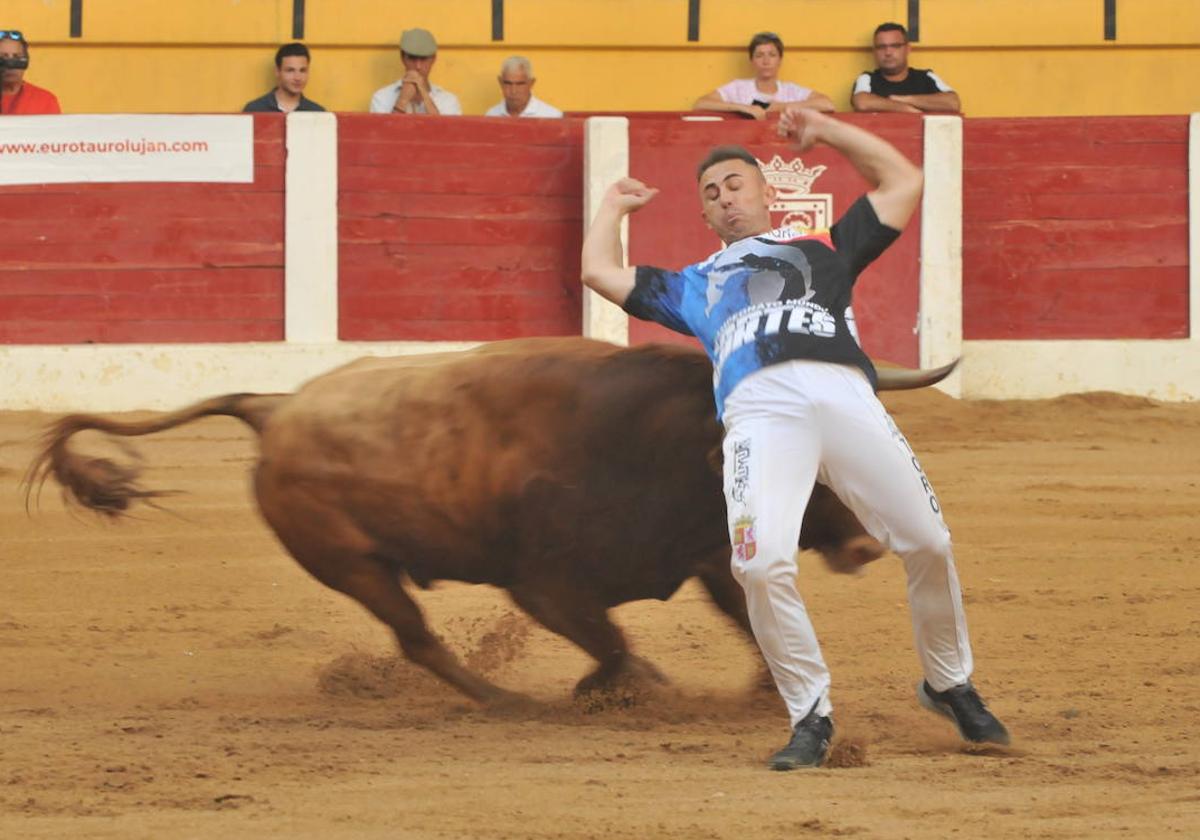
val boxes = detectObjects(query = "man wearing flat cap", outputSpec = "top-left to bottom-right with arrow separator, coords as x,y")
369,28 -> 462,115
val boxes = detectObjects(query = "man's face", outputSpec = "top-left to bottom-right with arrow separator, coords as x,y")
0,39 -> 26,88
873,31 -> 909,74
276,55 -> 309,95
750,43 -> 782,79
498,68 -> 534,114
698,158 -> 776,245
402,52 -> 436,80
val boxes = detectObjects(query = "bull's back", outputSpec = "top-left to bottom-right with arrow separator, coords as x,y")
255,338 -> 724,591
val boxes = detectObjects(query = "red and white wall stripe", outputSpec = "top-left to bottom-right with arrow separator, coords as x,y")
0,112 -> 1195,410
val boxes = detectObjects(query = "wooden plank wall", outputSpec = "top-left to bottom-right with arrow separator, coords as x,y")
337,116 -> 584,341
2,115 -> 1191,350
963,116 -> 1190,340
0,116 -> 285,344
627,115 -> 924,368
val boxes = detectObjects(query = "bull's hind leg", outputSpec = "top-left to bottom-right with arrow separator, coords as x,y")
256,485 -> 526,708
506,582 -> 665,695
338,559 -> 530,707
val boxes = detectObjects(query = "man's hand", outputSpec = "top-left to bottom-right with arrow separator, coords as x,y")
780,107 -> 923,230
777,107 -> 836,152
403,70 -> 429,94
741,103 -> 768,120
393,77 -> 419,112
603,178 -> 659,215
582,178 -> 656,306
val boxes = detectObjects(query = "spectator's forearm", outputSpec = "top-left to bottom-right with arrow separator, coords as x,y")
768,97 -> 835,113
419,87 -> 441,115
852,92 -> 917,113
393,86 -> 416,112
694,97 -> 754,116
897,92 -> 961,113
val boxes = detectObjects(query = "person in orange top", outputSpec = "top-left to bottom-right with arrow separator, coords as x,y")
1,31 -> 62,115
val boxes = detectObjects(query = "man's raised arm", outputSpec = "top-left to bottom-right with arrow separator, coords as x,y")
580,178 -> 658,307
777,109 -> 923,230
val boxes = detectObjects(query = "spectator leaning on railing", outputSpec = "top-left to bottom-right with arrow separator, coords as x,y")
243,43 -> 326,113
851,23 -> 960,114
370,28 -> 461,116
0,30 -> 61,115
694,32 -> 835,120
485,56 -> 562,118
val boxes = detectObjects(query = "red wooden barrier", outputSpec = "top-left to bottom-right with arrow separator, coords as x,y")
1,114 -> 1190,350
963,116 -> 1189,340
0,115 -> 285,344
336,116 -> 584,341
628,114 -> 924,367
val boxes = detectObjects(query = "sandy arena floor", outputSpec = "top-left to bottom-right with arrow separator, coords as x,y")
1,386 -> 1198,839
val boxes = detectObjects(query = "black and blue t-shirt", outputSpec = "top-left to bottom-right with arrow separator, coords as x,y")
624,195 -> 900,418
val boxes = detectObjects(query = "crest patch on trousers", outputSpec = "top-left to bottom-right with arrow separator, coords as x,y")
732,515 -> 757,563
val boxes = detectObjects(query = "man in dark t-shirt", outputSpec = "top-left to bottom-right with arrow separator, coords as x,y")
852,22 -> 960,113
581,110 -> 1008,771
243,43 -> 326,114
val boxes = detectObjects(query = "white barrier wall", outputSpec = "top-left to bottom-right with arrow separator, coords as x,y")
0,342 -> 480,412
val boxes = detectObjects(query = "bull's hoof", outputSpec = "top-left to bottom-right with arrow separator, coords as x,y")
820,535 -> 885,575
572,656 -> 669,712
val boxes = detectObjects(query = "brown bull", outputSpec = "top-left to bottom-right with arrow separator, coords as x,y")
27,337 -> 954,707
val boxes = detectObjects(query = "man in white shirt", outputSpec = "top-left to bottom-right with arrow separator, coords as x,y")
369,28 -> 462,116
484,56 -> 562,119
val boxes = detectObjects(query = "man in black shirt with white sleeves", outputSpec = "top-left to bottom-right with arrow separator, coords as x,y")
852,23 -> 960,114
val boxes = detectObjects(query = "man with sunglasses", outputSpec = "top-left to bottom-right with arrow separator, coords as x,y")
851,23 -> 959,114
369,28 -> 461,116
1,30 -> 61,115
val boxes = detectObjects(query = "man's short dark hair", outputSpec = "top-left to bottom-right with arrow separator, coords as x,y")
696,145 -> 761,182
275,42 -> 310,68
873,22 -> 908,41
748,31 -> 784,59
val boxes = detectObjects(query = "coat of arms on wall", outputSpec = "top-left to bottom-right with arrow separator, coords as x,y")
757,155 -> 832,231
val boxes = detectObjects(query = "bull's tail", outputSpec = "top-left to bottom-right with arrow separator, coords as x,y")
24,393 -> 289,518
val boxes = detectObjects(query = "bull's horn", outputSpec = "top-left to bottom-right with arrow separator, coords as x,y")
876,358 -> 959,391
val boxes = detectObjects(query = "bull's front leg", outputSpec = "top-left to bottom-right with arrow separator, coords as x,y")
695,559 -> 776,694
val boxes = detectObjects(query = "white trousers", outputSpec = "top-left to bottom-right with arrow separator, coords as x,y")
721,360 -> 973,727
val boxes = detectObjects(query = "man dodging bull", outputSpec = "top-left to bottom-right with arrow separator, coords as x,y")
26,339 -> 952,720
580,108 -> 1010,769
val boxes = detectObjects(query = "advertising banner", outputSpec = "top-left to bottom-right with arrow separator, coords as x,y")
0,114 -> 254,185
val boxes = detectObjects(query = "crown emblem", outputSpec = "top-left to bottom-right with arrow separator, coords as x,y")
754,155 -> 833,231
756,155 -> 828,194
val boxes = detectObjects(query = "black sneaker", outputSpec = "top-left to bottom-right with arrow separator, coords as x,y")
768,708 -> 834,771
917,680 -> 1011,745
